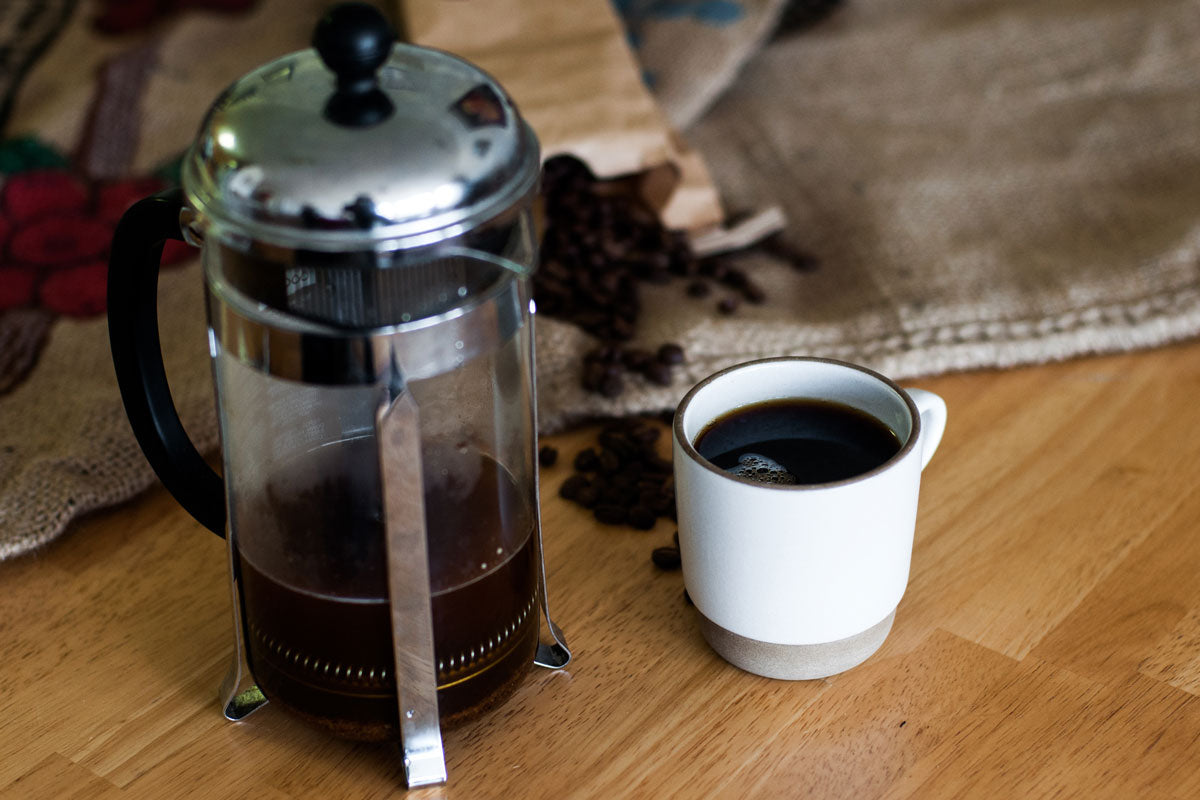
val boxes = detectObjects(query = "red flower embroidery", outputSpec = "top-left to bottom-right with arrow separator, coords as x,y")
8,215 -> 111,266
0,169 -> 192,318
93,0 -> 259,35
39,262 -> 110,317
0,267 -> 37,308
2,170 -> 89,224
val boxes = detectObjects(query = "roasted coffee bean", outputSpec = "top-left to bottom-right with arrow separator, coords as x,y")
657,343 -> 685,365
621,348 -> 653,371
652,546 -> 682,570
620,460 -> 645,479
599,373 -> 625,398
641,361 -> 672,387
686,279 -> 711,298
597,448 -> 621,474
699,258 -> 728,280
608,473 -> 636,492
644,456 -> 674,475
629,506 -> 658,530
538,445 -> 559,467
742,281 -> 767,305
600,479 -> 638,503
582,362 -> 606,392
636,477 -> 663,493
610,316 -> 636,340
631,425 -> 661,445
574,448 -> 599,472
594,504 -> 628,525
558,474 -> 589,501
598,430 -> 634,458
575,485 -> 600,509
717,295 -> 740,315
597,485 -> 627,507
721,267 -> 748,290
647,493 -> 673,515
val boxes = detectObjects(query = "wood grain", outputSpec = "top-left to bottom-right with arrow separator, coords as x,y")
3,340 -> 1200,799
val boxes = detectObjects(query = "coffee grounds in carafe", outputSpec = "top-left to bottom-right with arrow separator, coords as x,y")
235,440 -> 539,741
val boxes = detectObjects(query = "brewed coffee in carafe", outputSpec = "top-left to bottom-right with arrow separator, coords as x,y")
214,247 -> 543,739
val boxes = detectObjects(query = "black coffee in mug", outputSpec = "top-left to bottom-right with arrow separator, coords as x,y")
694,398 -> 902,485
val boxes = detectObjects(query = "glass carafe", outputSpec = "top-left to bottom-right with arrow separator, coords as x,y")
106,3 -> 569,787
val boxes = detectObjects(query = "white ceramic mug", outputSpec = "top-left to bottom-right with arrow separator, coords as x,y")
672,357 -> 947,679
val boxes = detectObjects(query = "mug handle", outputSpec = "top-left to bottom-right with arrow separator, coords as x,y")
107,188 -> 226,537
904,388 -> 947,471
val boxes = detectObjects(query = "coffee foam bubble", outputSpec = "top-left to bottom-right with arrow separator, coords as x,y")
729,453 -> 798,486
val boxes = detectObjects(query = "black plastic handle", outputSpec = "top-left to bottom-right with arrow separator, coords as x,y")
107,188 -> 226,537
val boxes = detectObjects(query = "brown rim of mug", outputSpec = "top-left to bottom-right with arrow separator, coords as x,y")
672,356 -> 923,491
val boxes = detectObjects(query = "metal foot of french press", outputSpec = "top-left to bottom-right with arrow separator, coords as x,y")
532,516 -> 572,670
220,544 -> 268,721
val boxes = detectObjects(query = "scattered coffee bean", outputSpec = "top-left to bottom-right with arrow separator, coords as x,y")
558,474 -> 589,501
573,448 -> 599,472
651,546 -> 682,570
646,492 -> 673,515
598,430 -> 633,458
644,456 -> 674,476
643,361 -> 673,387
629,506 -> 657,530
621,348 -> 653,371
742,280 -> 767,305
594,504 -> 628,525
538,445 -> 558,467
599,373 -> 625,398
700,258 -> 728,281
576,485 -> 599,509
597,449 -> 621,474
631,426 -> 661,445
686,279 -> 711,298
717,296 -> 740,315
722,267 -> 749,290
656,343 -> 685,365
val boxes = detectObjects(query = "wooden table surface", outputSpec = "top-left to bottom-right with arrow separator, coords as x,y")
3,341 -> 1200,799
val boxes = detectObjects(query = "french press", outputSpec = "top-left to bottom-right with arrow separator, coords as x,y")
106,3 -> 570,787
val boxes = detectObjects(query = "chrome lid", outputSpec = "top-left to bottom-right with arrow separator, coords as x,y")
181,4 -> 539,251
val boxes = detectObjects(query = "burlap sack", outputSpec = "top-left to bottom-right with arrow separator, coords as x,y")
531,0 -> 1200,426
4,0 -> 1200,560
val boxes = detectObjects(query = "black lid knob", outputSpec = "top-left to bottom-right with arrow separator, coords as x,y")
313,3 -> 396,127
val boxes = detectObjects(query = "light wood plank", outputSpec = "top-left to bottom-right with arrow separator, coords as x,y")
1141,608 -> 1200,696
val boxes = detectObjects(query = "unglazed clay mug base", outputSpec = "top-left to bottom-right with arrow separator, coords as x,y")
672,358 -> 947,680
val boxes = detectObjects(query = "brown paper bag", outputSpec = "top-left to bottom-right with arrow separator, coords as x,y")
402,0 -> 723,231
